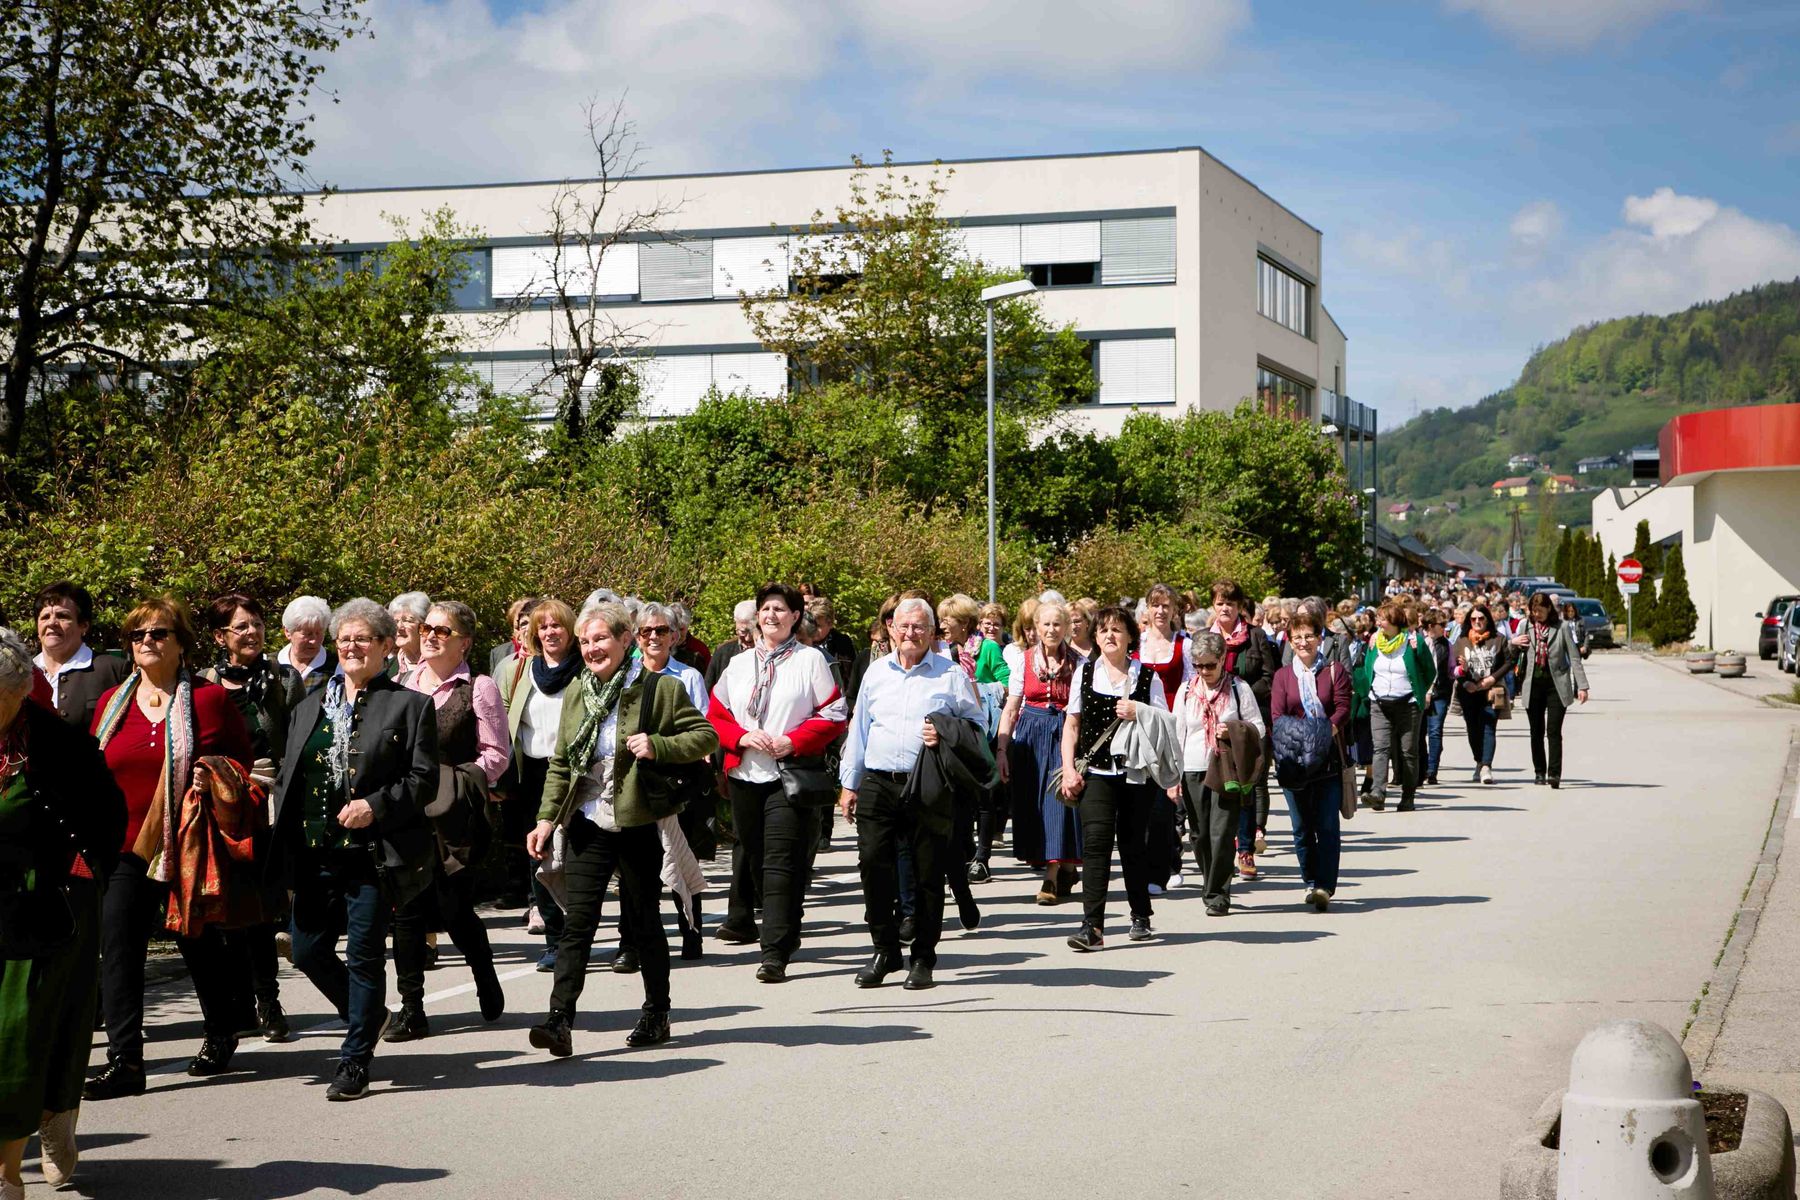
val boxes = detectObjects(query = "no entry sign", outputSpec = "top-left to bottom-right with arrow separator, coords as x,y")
1618,557 -> 1644,585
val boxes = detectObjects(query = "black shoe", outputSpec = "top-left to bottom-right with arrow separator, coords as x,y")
714,922 -> 758,945
611,948 -> 641,975
967,861 -> 991,884
755,956 -> 787,983
957,894 -> 981,931
1549,778 -> 1561,790
1534,774 -> 1547,786
1397,797 -> 1416,812
626,1011 -> 670,1047
1359,775 -> 1373,796
855,950 -> 905,988
681,931 -> 704,961
1067,923 -> 1104,952
187,1035 -> 238,1077
903,961 -> 935,990
899,917 -> 917,945
325,1058 -> 369,1101
529,1012 -> 574,1058
1367,797 -> 1385,812
1424,773 -> 1438,786
258,998 -> 292,1044
84,1060 -> 146,1101
382,1002 -> 430,1042
1204,902 -> 1228,917
1128,917 -> 1154,942
475,969 -> 505,1022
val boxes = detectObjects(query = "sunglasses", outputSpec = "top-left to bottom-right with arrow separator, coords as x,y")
637,626 -> 672,638
128,627 -> 173,645
1194,660 -> 1221,670
419,623 -> 462,640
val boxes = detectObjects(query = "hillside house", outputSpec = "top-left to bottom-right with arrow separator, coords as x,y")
1507,453 -> 1540,471
1542,474 -> 1577,494
1388,501 -> 1413,522
1577,454 -> 1622,475
1492,476 -> 1533,498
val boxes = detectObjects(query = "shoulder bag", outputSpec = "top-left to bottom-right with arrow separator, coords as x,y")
631,675 -> 712,814
1047,716 -> 1121,809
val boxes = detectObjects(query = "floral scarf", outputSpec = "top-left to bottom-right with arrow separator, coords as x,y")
1530,620 -> 1554,668
565,663 -> 633,776
748,637 -> 799,724
94,669 -> 198,882
321,674 -> 356,790
1185,675 -> 1234,754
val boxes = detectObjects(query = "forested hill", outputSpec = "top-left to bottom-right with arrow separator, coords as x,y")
1377,279 -> 1800,500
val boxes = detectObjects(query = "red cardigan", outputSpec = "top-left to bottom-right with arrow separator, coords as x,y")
94,679 -> 253,854
1269,658 -> 1352,732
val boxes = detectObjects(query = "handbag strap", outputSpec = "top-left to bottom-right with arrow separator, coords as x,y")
1076,716 -> 1121,764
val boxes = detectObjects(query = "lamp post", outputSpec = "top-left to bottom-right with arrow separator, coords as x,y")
979,278 -> 1037,604
1362,485 -> 1378,602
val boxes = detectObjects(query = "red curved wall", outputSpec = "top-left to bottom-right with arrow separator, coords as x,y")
1660,405 -> 1800,485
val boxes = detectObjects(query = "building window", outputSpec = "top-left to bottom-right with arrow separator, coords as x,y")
1098,337 -> 1177,405
447,249 -> 489,311
1257,256 -> 1312,338
1027,262 -> 1097,287
1257,365 -> 1313,418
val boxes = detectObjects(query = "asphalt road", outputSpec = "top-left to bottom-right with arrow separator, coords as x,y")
34,652 -> 1800,1199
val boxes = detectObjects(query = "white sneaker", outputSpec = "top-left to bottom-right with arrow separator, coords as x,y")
2,1176 -> 24,1200
1480,765 -> 1494,784
526,905 -> 546,936
40,1106 -> 78,1187
1167,873 -> 1185,889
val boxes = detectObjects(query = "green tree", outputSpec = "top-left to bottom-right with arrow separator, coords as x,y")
1648,544 -> 1697,647
1553,525 -> 1573,586
1,0 -> 364,457
1604,552 -> 1624,626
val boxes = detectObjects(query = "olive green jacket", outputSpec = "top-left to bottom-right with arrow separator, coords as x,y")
538,667 -> 719,830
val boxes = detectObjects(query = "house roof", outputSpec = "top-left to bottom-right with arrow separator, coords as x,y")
1551,474 -> 1574,483
1492,476 -> 1533,488
1387,501 -> 1412,513
1439,543 -> 1502,576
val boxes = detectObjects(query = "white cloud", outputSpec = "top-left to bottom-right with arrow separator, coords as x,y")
1508,199 -> 1562,251
1516,188 -> 1800,329
1443,0 -> 1703,50
1344,226 -> 1473,300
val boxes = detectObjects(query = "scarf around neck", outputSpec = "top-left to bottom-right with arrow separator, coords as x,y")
1373,629 -> 1406,656
95,669 -> 198,882
1211,618 -> 1250,649
1186,675 -> 1234,753
217,653 -> 277,708
566,662 -> 633,775
1293,656 -> 1327,720
532,651 -> 582,697
748,637 -> 800,724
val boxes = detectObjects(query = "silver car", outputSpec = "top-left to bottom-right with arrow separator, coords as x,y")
1779,604 -> 1800,674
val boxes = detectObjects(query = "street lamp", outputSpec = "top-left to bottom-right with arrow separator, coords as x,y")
980,277 -> 1037,604
1362,486 -> 1378,602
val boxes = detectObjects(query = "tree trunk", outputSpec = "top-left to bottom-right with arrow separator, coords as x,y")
1,354 -> 32,458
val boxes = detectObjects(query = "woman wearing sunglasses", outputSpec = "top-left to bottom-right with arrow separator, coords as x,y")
1452,603 -> 1513,784
1170,631 -> 1265,916
83,597 -> 257,1101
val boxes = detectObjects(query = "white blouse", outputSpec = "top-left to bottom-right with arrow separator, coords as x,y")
1171,677 -> 1264,774
713,644 -> 848,784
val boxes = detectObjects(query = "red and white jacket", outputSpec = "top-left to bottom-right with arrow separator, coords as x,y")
707,644 -> 848,783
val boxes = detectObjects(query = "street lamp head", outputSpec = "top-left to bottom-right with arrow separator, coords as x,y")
980,278 -> 1037,303
1321,424 -> 1340,436
1362,487 -> 1377,495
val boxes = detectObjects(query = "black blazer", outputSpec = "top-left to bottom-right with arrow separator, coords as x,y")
47,649 -> 130,732
0,703 -> 127,883
269,672 -> 438,906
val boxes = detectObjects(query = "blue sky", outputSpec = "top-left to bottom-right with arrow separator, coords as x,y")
304,0 -> 1800,424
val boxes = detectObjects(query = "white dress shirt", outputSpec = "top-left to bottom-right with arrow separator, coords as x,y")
839,651 -> 983,791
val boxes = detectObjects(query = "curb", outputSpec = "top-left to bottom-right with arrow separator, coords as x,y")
1638,650 -> 1800,707
1684,732 -> 1800,1072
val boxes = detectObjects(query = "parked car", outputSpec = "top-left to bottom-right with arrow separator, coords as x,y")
1570,599 -> 1615,650
1757,594 -> 1800,660
1778,604 -> 1800,674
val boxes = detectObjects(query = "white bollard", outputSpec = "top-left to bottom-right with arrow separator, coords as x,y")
1558,1019 -> 1714,1198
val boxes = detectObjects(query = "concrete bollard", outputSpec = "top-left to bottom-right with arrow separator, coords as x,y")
1559,1019 -> 1714,1198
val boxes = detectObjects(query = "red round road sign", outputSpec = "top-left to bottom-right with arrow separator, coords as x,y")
1618,557 -> 1644,584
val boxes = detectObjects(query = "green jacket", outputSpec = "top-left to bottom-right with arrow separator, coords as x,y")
538,668 -> 719,830
1351,634 -> 1437,717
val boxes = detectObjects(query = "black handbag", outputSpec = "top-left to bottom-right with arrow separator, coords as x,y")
777,757 -> 838,807
632,675 -> 710,815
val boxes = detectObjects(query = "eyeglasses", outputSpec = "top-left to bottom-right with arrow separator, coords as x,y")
637,626 -> 672,638
1194,660 -> 1221,670
227,621 -> 262,635
127,628 -> 173,645
419,623 -> 461,640
336,635 -> 380,649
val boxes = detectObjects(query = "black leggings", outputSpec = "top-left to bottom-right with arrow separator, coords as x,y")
1077,773 -> 1155,929
1526,677 -> 1568,780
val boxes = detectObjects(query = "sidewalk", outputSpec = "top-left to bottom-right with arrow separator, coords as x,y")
1694,729 -> 1800,1113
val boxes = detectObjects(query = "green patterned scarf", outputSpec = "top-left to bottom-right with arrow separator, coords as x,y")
564,663 -> 631,776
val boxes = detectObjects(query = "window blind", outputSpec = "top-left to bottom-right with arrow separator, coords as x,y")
639,240 -> 713,303
1101,217 -> 1177,285
1097,337 -> 1176,405
1020,220 -> 1101,265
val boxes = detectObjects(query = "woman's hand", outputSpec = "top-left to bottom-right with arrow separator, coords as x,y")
1060,768 -> 1085,801
1115,699 -> 1138,723
190,762 -> 212,791
838,789 -> 857,822
626,732 -> 655,760
1166,784 -> 1181,804
768,734 -> 794,760
526,819 -> 556,860
739,730 -> 775,755
337,799 -> 375,830
996,742 -> 1011,784
1577,689 -> 1589,705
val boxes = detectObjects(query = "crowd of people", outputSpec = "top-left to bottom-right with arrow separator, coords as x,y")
0,572 -> 1593,1194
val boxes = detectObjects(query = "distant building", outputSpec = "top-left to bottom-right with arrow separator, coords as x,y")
1387,501 -> 1413,522
1577,454 -> 1622,475
1492,476 -> 1533,498
1443,500 -> 1461,514
1507,453 -> 1540,471
1542,474 -> 1577,494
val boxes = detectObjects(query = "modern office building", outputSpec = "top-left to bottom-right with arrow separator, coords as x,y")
301,146 -> 1368,445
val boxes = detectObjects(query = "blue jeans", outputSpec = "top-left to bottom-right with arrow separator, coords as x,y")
1282,777 -> 1342,895
1424,697 -> 1450,777
1460,694 -> 1498,767
290,848 -> 389,1067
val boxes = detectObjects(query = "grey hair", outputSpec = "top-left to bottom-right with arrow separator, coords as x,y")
329,598 -> 396,642
669,603 -> 693,636
1038,589 -> 1068,607
892,596 -> 936,631
1188,631 -> 1227,666
798,612 -> 820,641
732,599 -> 756,622
636,602 -> 677,633
584,588 -> 621,612
0,627 -> 34,700
387,591 -> 432,620
576,601 -> 633,641
281,595 -> 331,633
1183,610 -> 1209,637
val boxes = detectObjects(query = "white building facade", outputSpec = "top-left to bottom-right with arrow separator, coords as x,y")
301,146 -> 1365,440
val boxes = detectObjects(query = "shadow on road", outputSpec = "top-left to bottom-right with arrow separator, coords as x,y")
68,1157 -> 449,1198
1338,894 -> 1490,911
948,965 -> 1173,989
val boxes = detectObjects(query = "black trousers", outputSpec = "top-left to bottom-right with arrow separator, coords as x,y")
512,755 -> 564,948
856,772 -> 948,966
1143,787 -> 1180,888
392,867 -> 498,1005
1181,773 -> 1238,909
550,816 -> 669,1017
1078,773 -> 1155,929
725,778 -> 818,960
975,778 -> 1009,865
1527,677 -> 1569,780
100,853 -> 255,1066
230,923 -> 282,1006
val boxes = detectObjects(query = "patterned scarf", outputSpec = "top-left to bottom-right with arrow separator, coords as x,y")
1294,657 -> 1327,720
1210,617 -> 1250,649
322,674 -> 356,789
565,663 -> 632,776
955,634 -> 982,681
1531,620 -> 1554,668
1030,646 -> 1075,709
94,669 -> 198,882
1185,675 -> 1233,753
216,653 -> 277,709
748,637 -> 799,724
1373,629 -> 1406,656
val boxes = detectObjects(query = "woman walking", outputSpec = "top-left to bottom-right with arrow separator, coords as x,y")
526,603 -> 719,1056
1517,592 -> 1590,788
1351,600 -> 1435,813
1136,585 -> 1189,891
499,598 -> 579,968
84,598 -> 257,1100
707,584 -> 848,982
386,601 -> 510,1041
997,600 -> 1082,905
1453,604 -> 1512,784
1,629 -> 125,1196
1059,605 -> 1168,950
1271,610 -> 1351,912
1170,631 -> 1263,916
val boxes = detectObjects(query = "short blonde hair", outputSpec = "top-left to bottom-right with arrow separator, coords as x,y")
527,599 -> 578,655
937,592 -> 980,632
